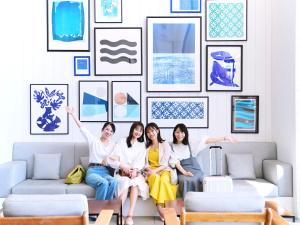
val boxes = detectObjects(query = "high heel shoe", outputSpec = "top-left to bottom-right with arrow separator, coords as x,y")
125,215 -> 134,225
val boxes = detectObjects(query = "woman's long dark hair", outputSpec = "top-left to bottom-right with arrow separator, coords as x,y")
126,122 -> 144,148
172,123 -> 189,145
145,122 -> 164,148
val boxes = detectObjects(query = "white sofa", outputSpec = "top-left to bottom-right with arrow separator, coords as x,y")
0,142 -> 293,216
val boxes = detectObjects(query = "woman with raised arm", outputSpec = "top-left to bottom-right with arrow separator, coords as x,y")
171,123 -> 237,198
66,106 -> 117,200
109,122 -> 148,225
144,122 -> 177,221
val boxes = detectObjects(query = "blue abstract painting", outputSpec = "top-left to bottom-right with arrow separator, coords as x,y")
81,92 -> 108,117
180,0 -> 199,10
77,59 -> 88,69
153,23 -> 195,84
52,1 -> 85,42
32,87 -> 66,132
234,99 -> 256,130
101,0 -> 118,17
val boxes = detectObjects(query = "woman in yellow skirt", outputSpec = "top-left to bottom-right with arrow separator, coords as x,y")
143,122 -> 177,221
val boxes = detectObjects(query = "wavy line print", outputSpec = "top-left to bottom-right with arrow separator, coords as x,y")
100,39 -> 137,47
100,48 -> 137,56
100,56 -> 137,64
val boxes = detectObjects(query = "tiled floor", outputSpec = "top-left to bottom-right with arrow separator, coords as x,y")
90,216 -> 164,225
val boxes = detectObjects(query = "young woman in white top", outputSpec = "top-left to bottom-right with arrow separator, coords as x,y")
171,123 -> 236,198
66,106 -> 117,200
109,122 -> 148,225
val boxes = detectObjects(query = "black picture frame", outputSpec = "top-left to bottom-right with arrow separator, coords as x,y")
47,0 -> 90,52
206,45 -> 243,92
146,96 -> 209,128
94,0 -> 122,23
30,84 -> 69,135
111,81 -> 141,123
206,0 -> 247,41
94,27 -> 142,76
146,16 -> 202,92
79,80 -> 109,122
231,95 -> 259,133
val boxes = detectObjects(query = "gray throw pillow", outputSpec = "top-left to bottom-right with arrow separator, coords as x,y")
226,153 -> 256,180
33,153 -> 61,179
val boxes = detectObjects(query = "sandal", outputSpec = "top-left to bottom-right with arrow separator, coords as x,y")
125,216 -> 134,225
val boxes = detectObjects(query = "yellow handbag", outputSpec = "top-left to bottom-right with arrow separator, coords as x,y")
65,165 -> 86,184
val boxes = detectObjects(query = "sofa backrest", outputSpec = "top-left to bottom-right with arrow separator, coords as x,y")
197,142 -> 277,178
13,142 -> 89,179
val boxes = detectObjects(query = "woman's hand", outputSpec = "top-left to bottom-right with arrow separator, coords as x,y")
129,169 -> 138,179
225,136 -> 237,143
184,171 -> 194,177
120,163 -> 131,174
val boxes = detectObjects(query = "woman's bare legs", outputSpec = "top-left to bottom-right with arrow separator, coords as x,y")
156,204 -> 164,221
126,186 -> 138,225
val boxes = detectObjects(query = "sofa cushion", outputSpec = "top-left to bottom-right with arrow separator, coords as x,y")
66,183 -> 95,198
33,153 -> 61,179
3,194 -> 87,217
232,179 -> 278,197
80,156 -> 89,170
12,179 -> 67,194
227,153 -> 256,179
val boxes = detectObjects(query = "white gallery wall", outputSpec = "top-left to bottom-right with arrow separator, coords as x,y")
0,0 -> 273,163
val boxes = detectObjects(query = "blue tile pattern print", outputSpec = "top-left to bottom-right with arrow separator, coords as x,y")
52,1 -> 85,42
208,3 -> 244,39
151,101 -> 204,119
33,88 -> 66,132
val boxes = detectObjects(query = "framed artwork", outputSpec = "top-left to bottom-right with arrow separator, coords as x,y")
30,84 -> 69,135
79,81 -> 109,122
206,0 -> 247,41
146,17 -> 202,92
146,97 -> 209,128
170,0 -> 201,13
111,81 -> 141,122
74,56 -> 91,76
94,0 -> 122,23
231,96 -> 259,133
206,45 -> 243,91
47,0 -> 90,51
94,28 -> 142,76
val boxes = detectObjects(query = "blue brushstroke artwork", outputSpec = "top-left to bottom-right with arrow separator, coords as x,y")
33,88 -> 66,132
151,101 -> 204,119
113,92 -> 140,119
52,1 -> 85,42
82,92 -> 107,117
77,59 -> 88,70
101,0 -> 118,17
234,100 -> 256,130
180,0 -> 199,10
210,51 -> 239,87
153,23 -> 195,84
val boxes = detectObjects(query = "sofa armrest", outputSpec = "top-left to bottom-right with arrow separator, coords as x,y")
0,161 -> 26,197
263,160 -> 292,197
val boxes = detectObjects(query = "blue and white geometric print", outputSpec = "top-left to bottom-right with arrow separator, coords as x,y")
151,101 -> 204,119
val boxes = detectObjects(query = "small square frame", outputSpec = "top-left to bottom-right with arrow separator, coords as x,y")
94,0 -> 122,23
74,56 -> 91,76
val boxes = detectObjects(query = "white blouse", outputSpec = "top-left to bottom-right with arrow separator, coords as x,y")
111,138 -> 146,171
80,126 -> 115,164
170,137 -> 208,165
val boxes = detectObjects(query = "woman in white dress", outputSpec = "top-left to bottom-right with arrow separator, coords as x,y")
110,122 -> 148,225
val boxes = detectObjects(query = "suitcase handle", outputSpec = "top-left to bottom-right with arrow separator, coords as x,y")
209,145 -> 222,150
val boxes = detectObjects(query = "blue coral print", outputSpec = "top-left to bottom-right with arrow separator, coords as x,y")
33,88 -> 66,132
